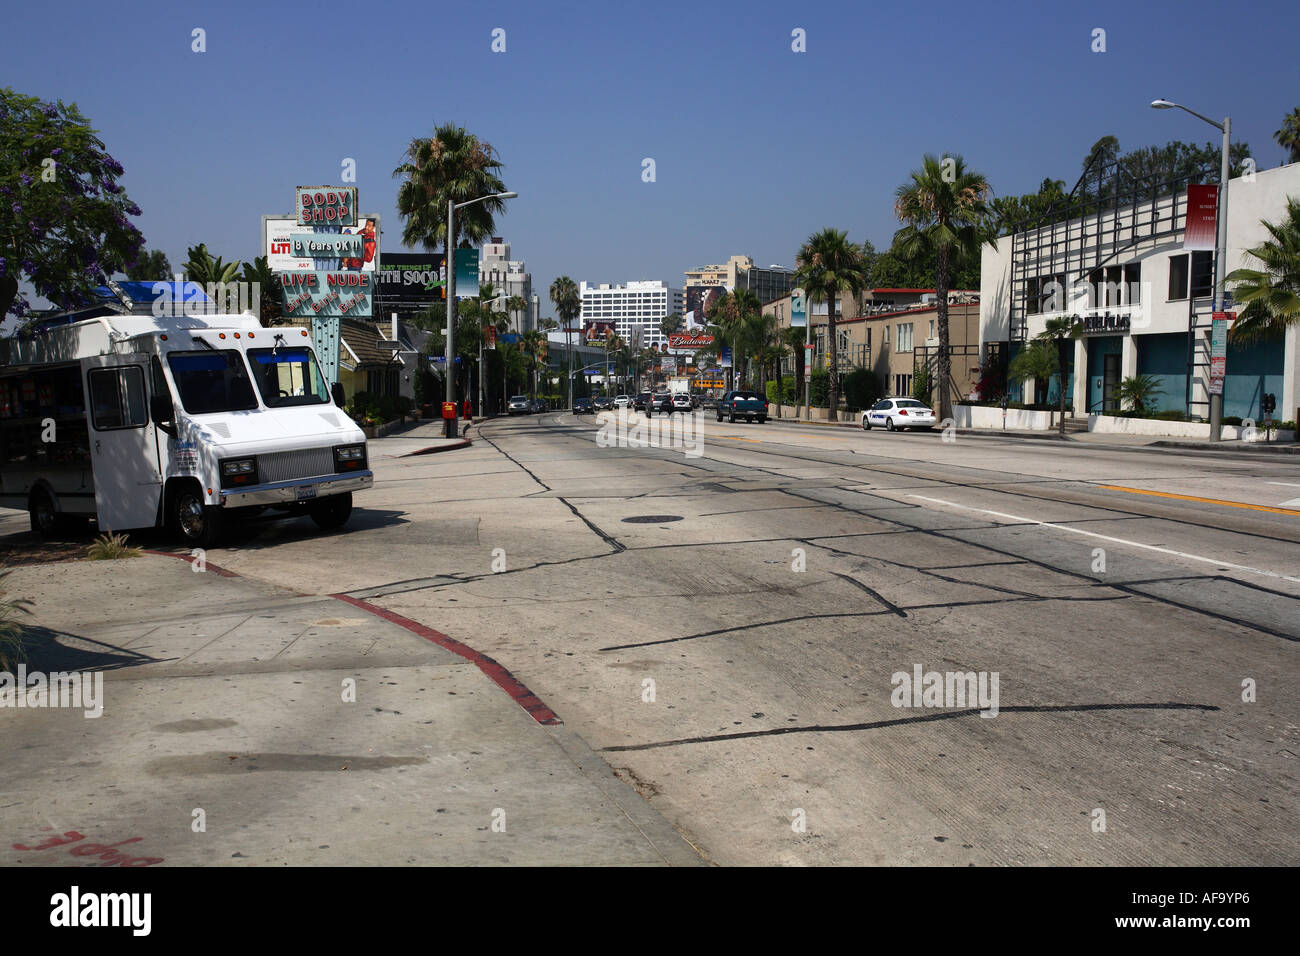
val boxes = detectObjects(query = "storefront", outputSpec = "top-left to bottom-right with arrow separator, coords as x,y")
981,161 -> 1300,424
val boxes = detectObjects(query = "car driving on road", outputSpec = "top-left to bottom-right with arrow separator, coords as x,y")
634,392 -> 650,411
862,397 -> 937,431
613,394 -> 632,409
672,393 -> 692,412
717,390 -> 768,423
574,397 -> 595,414
507,395 -> 530,415
648,393 -> 674,414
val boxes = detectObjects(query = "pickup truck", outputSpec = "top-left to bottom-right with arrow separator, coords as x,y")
716,390 -> 768,423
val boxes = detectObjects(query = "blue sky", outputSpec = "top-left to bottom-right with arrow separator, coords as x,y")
6,0 -> 1298,313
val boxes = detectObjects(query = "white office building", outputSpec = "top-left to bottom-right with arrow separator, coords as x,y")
981,160 -> 1300,424
579,280 -> 684,351
479,238 -> 537,332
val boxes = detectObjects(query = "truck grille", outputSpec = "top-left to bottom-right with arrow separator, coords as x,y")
257,447 -> 335,484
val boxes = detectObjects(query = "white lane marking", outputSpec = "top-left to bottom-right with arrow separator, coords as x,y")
1267,482 -> 1300,488
906,494 -> 1300,584
1281,498 -> 1300,509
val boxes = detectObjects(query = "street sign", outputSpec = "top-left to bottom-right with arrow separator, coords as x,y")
1209,312 -> 1231,395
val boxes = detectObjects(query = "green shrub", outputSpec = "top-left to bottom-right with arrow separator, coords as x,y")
809,368 -> 830,408
0,568 -> 33,672
765,376 -> 798,405
87,532 -> 141,560
841,368 -> 882,412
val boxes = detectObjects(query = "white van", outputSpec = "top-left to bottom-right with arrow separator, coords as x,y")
0,305 -> 371,547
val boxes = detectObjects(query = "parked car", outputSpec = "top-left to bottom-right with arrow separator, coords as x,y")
634,392 -> 651,411
530,398 -> 548,414
672,393 -> 692,412
861,397 -> 937,431
574,397 -> 595,414
508,395 -> 530,416
716,390 -> 768,423
613,394 -> 633,409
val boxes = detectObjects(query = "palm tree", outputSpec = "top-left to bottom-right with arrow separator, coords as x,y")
506,294 -> 528,332
393,123 -> 507,255
549,277 -> 581,407
794,229 -> 868,420
892,154 -> 993,421
1036,316 -> 1084,435
1274,108 -> 1300,165
1114,375 -> 1164,415
660,312 -> 683,337
1226,196 -> 1300,343
240,256 -> 282,325
745,309 -> 780,411
1008,340 -> 1057,409
521,330 -> 546,397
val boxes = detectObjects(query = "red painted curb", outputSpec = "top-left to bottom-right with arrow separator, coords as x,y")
402,438 -> 472,457
332,593 -> 562,725
142,549 -> 239,577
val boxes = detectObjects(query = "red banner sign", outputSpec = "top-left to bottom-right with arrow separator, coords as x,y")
668,332 -> 715,349
1185,184 -> 1218,251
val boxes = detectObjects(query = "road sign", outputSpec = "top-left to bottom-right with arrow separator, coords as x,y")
1209,312 -> 1231,396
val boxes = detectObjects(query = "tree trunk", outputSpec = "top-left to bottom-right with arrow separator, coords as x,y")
935,248 -> 952,422
827,293 -> 839,421
1057,338 -> 1068,437
795,343 -> 806,418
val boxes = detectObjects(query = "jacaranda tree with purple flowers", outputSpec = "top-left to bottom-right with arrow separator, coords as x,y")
0,88 -> 145,321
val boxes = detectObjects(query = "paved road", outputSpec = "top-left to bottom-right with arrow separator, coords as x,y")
13,412 -> 1294,866
205,409 -> 1297,866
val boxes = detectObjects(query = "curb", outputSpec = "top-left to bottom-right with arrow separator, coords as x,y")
332,593 -> 561,725
402,437 -> 473,457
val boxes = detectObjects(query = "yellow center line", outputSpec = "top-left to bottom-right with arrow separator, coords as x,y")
716,436 -> 762,443
1097,484 -> 1300,516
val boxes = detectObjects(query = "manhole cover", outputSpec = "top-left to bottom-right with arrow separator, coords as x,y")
621,514 -> 684,524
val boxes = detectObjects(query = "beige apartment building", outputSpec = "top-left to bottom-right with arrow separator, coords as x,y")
766,288 -> 981,404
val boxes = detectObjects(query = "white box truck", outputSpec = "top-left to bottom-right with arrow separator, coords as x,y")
0,304 -> 372,547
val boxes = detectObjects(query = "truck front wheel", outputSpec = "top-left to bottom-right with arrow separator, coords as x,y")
170,484 -> 222,548
310,492 -> 353,530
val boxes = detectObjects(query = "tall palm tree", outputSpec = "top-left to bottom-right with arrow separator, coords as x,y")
1037,316 -> 1084,436
745,309 -> 779,410
794,229 -> 868,420
1274,108 -> 1300,165
549,277 -> 581,407
506,294 -> 528,332
660,312 -> 683,337
393,123 -> 508,255
1226,196 -> 1300,343
892,154 -> 992,421
521,329 -> 546,397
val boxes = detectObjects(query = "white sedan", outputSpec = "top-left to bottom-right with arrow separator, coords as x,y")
671,393 -> 692,412
862,397 -> 937,431
613,394 -> 632,408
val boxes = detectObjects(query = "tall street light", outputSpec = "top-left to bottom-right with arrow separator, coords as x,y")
1151,98 -> 1230,441
445,191 -> 517,437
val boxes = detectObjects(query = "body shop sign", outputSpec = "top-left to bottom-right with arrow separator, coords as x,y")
296,186 -> 357,226
281,271 -> 372,317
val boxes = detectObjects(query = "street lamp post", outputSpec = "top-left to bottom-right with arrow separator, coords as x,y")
445,191 -> 517,438
1151,98 -> 1230,441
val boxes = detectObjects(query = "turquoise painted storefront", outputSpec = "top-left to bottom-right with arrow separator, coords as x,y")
1136,333 -> 1187,414
1085,336 -> 1124,413
1126,333 -> 1283,419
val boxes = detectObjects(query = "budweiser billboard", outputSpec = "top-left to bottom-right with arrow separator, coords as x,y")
668,331 -> 714,349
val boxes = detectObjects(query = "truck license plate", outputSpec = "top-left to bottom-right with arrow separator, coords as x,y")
296,484 -> 317,501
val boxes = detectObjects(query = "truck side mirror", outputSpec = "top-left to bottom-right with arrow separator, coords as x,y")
331,382 -> 346,407
150,394 -> 177,436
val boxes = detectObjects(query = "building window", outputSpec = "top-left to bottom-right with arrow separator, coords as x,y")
1125,263 -> 1141,303
928,320 -> 935,339
883,325 -> 889,345
1168,252 -> 1213,300
896,323 -> 913,352
894,374 -> 911,396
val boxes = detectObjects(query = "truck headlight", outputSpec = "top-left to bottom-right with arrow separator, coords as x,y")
333,444 -> 367,471
219,457 -> 258,487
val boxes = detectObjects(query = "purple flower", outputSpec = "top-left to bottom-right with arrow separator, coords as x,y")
126,203 -> 141,217
41,104 -> 57,117
20,173 -> 33,187
11,202 -> 20,216
50,147 -> 62,157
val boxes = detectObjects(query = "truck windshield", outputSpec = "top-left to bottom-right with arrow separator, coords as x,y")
166,350 -> 258,414
247,347 -> 330,407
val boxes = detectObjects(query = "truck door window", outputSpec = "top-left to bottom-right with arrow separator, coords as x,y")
166,351 -> 258,414
88,366 -> 147,430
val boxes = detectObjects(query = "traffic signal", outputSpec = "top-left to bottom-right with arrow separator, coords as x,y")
1261,393 -> 1276,416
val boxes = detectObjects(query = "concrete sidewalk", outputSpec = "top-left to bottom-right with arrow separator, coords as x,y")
368,418 -> 479,458
1,554 -> 703,866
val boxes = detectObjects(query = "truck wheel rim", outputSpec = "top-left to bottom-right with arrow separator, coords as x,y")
179,496 -> 204,537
